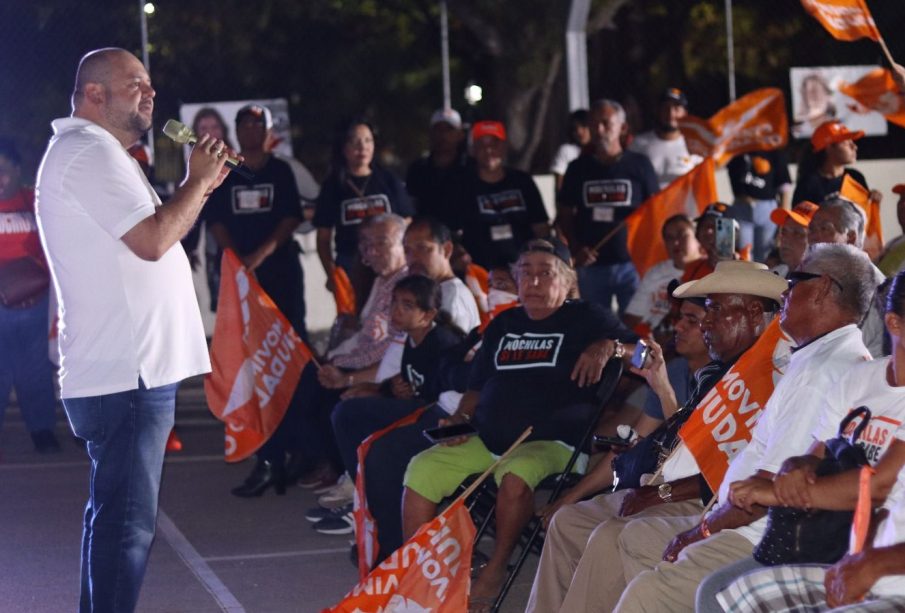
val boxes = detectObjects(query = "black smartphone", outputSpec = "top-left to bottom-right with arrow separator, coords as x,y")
631,340 -> 650,369
423,423 -> 478,444
592,434 -> 631,448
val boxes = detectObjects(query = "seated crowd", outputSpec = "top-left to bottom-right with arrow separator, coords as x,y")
200,92 -> 905,612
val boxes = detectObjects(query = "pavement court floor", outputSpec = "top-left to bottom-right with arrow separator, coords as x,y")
0,377 -> 536,612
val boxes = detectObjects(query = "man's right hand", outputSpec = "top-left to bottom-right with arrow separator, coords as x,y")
186,134 -> 232,193
773,455 -> 821,509
574,246 -> 598,267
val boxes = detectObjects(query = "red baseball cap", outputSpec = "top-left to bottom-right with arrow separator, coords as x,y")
811,120 -> 864,152
471,120 -> 507,142
892,184 -> 905,195
770,201 -> 819,227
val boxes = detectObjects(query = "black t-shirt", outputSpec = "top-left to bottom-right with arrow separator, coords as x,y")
405,153 -> 473,231
206,154 -> 303,269
313,166 -> 414,256
457,168 -> 549,268
727,150 -> 792,200
791,168 -> 868,206
467,300 -> 635,454
400,325 -> 465,402
559,151 -> 659,265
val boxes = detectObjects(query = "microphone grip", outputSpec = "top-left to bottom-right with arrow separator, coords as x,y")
225,158 -> 253,179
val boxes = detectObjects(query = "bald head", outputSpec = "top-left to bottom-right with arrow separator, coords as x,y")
72,48 -> 134,110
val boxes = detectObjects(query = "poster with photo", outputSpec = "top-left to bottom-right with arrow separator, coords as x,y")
789,66 -> 888,139
179,98 -> 294,158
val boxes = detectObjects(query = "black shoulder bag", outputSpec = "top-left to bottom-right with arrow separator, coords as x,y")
753,406 -> 872,566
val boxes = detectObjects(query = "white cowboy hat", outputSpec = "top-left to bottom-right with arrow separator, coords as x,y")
673,260 -> 787,303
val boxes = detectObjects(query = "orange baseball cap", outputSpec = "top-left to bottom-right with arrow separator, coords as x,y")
811,120 -> 864,152
471,120 -> 507,142
770,201 -> 819,227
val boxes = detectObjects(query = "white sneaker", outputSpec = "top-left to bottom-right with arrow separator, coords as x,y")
318,474 -> 355,509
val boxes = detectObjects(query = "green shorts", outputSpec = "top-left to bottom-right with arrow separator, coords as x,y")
403,436 -> 575,504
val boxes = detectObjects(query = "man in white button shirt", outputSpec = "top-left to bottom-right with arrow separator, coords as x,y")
35,48 -> 229,613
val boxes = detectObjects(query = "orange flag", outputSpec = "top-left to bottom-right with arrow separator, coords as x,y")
325,498 -> 475,613
679,319 -> 793,492
840,174 -> 884,261
801,0 -> 881,42
624,158 -> 718,278
205,249 -> 313,462
839,68 -> 905,129
354,407 -> 429,579
679,89 -> 789,167
333,267 -> 357,316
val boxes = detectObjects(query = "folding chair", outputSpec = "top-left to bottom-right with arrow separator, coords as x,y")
461,356 -> 625,612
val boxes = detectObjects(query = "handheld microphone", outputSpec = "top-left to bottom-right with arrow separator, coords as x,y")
162,119 -> 253,179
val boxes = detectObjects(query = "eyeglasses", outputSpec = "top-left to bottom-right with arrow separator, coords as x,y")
787,271 -> 844,292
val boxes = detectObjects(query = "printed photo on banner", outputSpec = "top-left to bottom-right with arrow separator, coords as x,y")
179,97 -> 295,159
789,65 -> 887,139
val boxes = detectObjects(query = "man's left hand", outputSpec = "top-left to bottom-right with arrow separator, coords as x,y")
571,339 -> 613,387
618,485 -> 663,517
317,364 -> 347,389
663,525 -> 705,562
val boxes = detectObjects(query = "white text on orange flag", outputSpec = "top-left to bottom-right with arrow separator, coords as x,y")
679,319 -> 793,492
679,88 -> 788,167
624,158 -> 717,278
801,0 -> 880,42
324,498 -> 474,613
204,249 -> 311,462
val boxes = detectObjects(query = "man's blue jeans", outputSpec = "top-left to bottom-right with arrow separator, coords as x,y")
577,261 -> 639,315
63,379 -> 178,613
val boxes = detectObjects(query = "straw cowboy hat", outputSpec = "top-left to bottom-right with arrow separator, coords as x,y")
672,260 -> 787,303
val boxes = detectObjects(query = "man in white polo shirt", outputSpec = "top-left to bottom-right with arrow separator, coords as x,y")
35,47 -> 229,612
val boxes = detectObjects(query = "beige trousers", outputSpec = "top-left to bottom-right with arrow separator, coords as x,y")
525,489 -> 703,613
614,519 -> 754,613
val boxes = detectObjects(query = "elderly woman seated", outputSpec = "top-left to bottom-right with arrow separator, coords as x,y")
399,239 -> 635,611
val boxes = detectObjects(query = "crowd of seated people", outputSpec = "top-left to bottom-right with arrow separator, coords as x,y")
181,92 -> 905,612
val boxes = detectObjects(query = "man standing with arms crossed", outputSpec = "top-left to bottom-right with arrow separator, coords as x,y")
35,48 -> 229,612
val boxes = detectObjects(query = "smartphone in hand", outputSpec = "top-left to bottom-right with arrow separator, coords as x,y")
423,423 -> 478,444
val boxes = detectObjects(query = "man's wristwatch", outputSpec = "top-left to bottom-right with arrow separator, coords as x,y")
657,482 -> 673,502
613,339 -> 625,359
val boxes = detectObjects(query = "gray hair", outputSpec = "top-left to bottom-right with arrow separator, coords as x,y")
513,239 -> 578,296
360,213 -> 406,241
800,243 -> 876,320
820,195 -> 866,248
589,98 -> 626,125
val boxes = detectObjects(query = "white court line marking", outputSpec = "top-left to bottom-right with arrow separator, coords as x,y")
204,547 -> 350,563
0,454 -> 225,471
157,509 -> 246,613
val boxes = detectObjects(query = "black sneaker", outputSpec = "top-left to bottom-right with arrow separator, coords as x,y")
31,430 -> 61,454
313,504 -> 354,535
305,506 -> 334,523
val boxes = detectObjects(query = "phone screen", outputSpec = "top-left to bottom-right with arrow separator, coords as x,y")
631,341 -> 649,369
715,218 -> 736,260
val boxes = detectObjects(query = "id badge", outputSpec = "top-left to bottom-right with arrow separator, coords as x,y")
490,224 -> 514,241
592,206 -> 614,222
237,189 -> 267,211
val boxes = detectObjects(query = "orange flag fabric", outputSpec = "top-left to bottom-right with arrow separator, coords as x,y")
332,267 -> 357,316
464,263 -> 491,326
840,174 -> 884,260
624,158 -> 718,278
839,68 -> 905,129
801,0 -> 881,42
354,407 -> 429,580
679,88 -> 789,167
679,319 -> 793,492
205,249 -> 312,462
326,498 -> 475,613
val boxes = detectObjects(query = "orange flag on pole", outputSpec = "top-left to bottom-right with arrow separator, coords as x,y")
205,249 -> 313,462
679,89 -> 789,167
840,174 -> 884,260
354,407 -> 429,580
679,319 -> 793,492
332,267 -> 357,316
325,498 -> 474,613
839,68 -> 905,129
624,158 -> 718,278
801,0 -> 881,42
